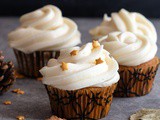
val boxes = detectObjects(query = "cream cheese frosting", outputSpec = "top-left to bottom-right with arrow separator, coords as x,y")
99,32 -> 157,66
90,9 -> 157,43
8,5 -> 81,53
40,42 -> 119,90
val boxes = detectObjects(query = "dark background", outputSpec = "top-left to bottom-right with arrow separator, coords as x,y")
0,0 -> 160,18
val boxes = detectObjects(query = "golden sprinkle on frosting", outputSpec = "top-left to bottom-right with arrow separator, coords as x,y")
95,58 -> 104,65
60,62 -> 68,71
92,40 -> 100,48
70,50 -> 78,56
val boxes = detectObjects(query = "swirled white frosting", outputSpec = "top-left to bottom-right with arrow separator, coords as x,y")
40,43 -> 119,90
90,9 -> 157,43
99,32 -> 157,66
8,5 -> 81,53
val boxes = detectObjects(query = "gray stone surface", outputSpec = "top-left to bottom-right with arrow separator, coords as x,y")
0,17 -> 159,120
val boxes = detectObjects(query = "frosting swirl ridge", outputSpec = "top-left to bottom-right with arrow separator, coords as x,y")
99,32 -> 157,66
40,42 -> 119,90
90,9 -> 157,43
8,5 -> 81,53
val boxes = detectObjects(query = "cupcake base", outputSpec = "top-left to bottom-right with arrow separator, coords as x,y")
45,83 -> 117,120
14,49 -> 60,78
114,57 -> 160,97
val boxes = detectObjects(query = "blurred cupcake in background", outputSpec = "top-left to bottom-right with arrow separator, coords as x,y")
40,41 -> 119,119
89,9 -> 157,43
99,31 -> 159,97
8,5 -> 81,77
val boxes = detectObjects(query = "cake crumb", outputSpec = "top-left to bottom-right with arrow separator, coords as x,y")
16,115 -> 25,120
36,77 -> 43,81
95,58 -> 104,65
60,62 -> 68,71
15,70 -> 25,79
12,88 -> 25,94
46,115 -> 66,120
12,88 -> 20,93
92,40 -> 100,48
3,100 -> 11,105
17,90 -> 25,94
70,50 -> 78,56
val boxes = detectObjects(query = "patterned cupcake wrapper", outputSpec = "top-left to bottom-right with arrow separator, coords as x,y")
114,57 -> 160,97
45,83 -> 117,120
13,49 -> 60,78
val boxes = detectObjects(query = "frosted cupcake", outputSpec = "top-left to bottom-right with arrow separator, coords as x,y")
99,32 -> 159,97
8,5 -> 81,77
90,9 -> 157,43
40,41 -> 119,119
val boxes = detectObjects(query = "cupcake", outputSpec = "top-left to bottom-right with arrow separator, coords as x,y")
99,32 -> 159,97
8,5 -> 81,77
89,9 -> 157,43
0,51 -> 16,94
40,41 -> 119,119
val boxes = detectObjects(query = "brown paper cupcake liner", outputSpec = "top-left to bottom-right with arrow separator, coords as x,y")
45,83 -> 117,120
114,57 -> 160,97
13,49 -> 60,78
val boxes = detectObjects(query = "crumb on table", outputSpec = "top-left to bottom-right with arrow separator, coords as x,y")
12,88 -> 25,94
3,100 -> 11,105
36,77 -> 43,81
15,70 -> 25,79
16,115 -> 25,120
46,115 -> 66,120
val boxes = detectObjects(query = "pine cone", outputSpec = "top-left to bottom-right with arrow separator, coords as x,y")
0,51 -> 16,94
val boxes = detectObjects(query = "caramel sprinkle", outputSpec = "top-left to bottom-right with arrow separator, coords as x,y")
46,115 -> 66,120
92,40 -> 100,48
17,90 -> 25,94
3,100 -> 11,105
70,50 -> 78,56
12,88 -> 25,94
95,58 -> 104,65
15,70 -> 25,79
36,77 -> 43,81
12,88 -> 20,93
16,115 -> 25,120
60,62 -> 68,71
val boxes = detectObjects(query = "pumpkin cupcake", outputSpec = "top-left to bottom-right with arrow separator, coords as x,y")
8,5 -> 81,77
99,31 -> 159,97
40,41 -> 119,119
90,9 -> 157,43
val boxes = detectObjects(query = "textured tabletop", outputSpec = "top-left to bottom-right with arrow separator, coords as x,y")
0,17 -> 160,120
